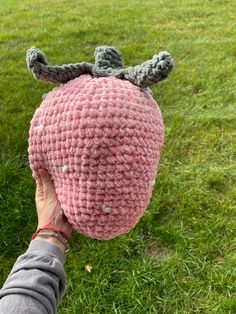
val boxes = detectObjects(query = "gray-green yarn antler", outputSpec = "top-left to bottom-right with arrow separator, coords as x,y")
26,46 -> 173,87
116,51 -> 173,88
26,48 -> 93,84
93,46 -> 123,76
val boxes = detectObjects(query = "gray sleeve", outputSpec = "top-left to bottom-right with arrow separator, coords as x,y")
0,240 -> 66,314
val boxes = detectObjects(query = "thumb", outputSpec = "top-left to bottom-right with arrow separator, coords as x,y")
38,169 -> 56,197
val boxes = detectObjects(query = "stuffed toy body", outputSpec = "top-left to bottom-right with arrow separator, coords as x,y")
27,46 -> 173,240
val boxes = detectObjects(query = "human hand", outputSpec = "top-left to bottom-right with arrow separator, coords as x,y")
34,169 -> 73,251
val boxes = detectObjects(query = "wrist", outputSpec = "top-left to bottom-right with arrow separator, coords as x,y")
37,209 -> 72,240
32,228 -> 70,252
32,209 -> 71,252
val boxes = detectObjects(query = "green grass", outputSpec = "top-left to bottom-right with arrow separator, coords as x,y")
0,0 -> 236,313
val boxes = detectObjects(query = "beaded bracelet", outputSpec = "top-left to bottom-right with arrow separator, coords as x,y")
34,230 -> 70,252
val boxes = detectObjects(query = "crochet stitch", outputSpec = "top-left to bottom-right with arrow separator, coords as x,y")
27,46 -> 173,240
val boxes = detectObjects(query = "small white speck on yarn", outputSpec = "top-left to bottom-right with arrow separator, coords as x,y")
101,204 -> 112,213
42,93 -> 48,100
35,124 -> 43,130
61,164 -> 69,173
150,180 -> 156,188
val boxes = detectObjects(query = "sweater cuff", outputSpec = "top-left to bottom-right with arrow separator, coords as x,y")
27,240 -> 66,265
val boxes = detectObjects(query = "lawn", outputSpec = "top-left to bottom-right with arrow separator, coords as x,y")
0,0 -> 236,313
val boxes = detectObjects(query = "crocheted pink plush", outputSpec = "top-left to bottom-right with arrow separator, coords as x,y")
28,75 -> 164,239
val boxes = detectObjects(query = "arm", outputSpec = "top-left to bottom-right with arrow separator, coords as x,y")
0,169 -> 73,314
0,240 -> 66,314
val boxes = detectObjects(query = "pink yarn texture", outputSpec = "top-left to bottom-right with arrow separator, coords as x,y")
28,75 -> 164,240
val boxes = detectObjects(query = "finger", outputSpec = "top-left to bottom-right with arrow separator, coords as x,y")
35,175 -> 43,188
35,182 -> 44,200
38,169 -> 56,197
